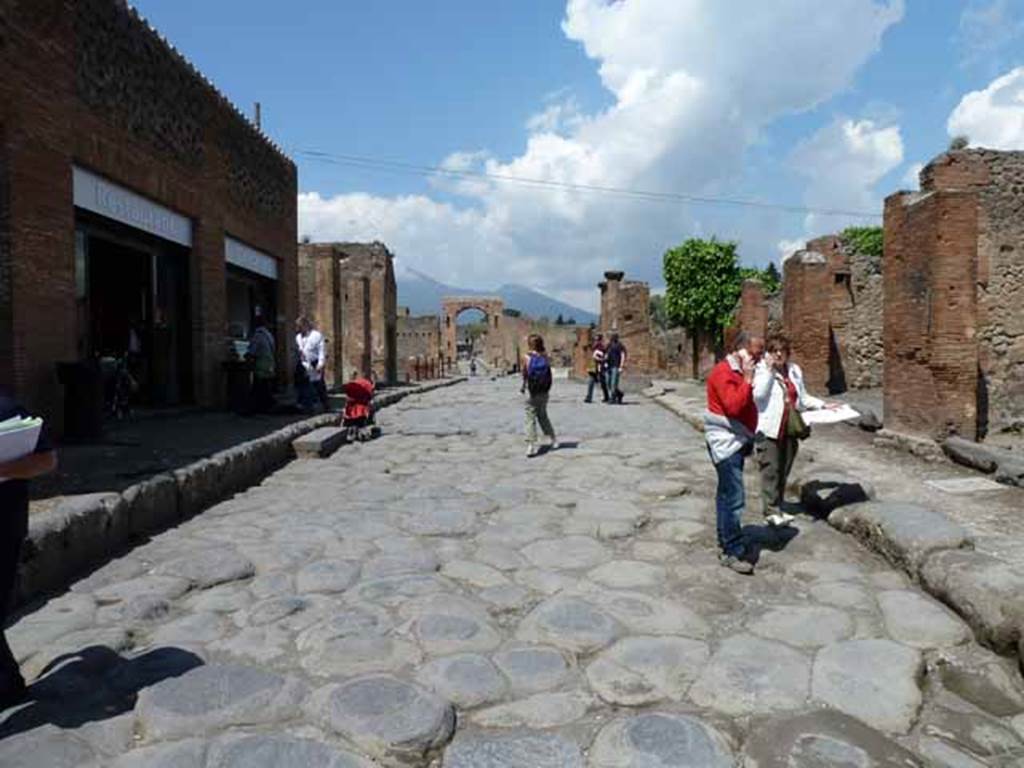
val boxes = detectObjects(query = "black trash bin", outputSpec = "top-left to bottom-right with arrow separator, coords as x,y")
56,360 -> 104,441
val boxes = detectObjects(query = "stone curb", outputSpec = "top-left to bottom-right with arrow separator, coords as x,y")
15,377 -> 466,608
643,388 -> 1024,674
943,436 -> 1024,488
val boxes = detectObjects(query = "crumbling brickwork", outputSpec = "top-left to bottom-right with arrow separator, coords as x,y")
0,0 -> 298,429
298,242 -> 397,386
599,271 -> 653,372
726,279 -> 781,349
885,149 -> 1024,439
397,308 -> 443,381
784,250 -> 833,393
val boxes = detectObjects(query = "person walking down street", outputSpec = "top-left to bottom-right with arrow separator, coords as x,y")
584,334 -> 610,403
704,331 -> 764,575
753,334 -> 826,527
522,334 -> 557,458
605,333 -> 627,404
0,391 -> 57,709
244,315 -> 277,414
295,316 -> 329,413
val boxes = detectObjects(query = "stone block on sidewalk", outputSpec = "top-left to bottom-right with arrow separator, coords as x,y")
292,426 -> 348,458
943,436 -> 1001,473
827,501 -> 972,577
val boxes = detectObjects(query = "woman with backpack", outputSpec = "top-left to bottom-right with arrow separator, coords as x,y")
521,334 -> 558,458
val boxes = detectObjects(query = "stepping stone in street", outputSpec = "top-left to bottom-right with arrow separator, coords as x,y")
877,590 -> 972,649
589,712 -> 735,767
516,596 -> 623,654
811,639 -> 922,734
689,635 -> 811,716
748,605 -> 855,649
135,663 -> 308,741
309,675 -> 455,765
492,646 -> 573,694
416,653 -> 508,708
742,710 -> 921,767
442,730 -> 584,768
586,635 -> 709,706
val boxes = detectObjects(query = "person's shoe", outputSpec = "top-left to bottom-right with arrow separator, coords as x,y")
766,512 -> 796,527
583,398 -> 592,403
526,444 -> 538,458
548,438 -> 560,450
719,552 -> 754,575
0,672 -> 28,712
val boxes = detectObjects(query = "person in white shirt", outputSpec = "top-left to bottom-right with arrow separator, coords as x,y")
752,334 -> 826,526
295,316 -> 329,412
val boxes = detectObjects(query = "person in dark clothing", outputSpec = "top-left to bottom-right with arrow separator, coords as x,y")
605,334 -> 627,404
0,392 -> 57,709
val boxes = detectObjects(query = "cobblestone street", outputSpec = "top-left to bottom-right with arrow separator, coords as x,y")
2,379 -> 1023,766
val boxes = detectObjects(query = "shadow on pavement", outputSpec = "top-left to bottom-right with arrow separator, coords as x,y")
0,645 -> 203,740
742,523 -> 800,564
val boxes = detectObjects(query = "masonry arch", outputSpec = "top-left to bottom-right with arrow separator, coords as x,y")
441,296 -> 510,370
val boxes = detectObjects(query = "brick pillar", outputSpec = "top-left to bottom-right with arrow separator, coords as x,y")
783,252 -> 831,393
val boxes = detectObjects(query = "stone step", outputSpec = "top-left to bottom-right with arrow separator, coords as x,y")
292,426 -> 348,458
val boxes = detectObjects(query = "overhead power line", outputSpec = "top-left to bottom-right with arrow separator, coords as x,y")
296,148 -> 882,220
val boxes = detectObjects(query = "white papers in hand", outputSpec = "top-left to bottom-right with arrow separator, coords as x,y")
0,416 -> 43,464
802,405 -> 860,425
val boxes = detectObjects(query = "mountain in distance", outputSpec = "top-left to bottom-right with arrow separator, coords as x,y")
396,266 -> 598,325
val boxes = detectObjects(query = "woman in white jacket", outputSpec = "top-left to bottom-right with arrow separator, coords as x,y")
753,335 -> 826,526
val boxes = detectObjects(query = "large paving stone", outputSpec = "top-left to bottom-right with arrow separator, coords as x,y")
154,549 -> 255,589
589,712 -> 735,768
109,739 -> 207,767
206,733 -> 373,768
516,596 -> 623,653
916,706 -> 1024,764
300,633 -> 423,678
808,580 -> 875,611
400,496 -> 494,536
521,536 -> 609,569
413,609 -> 503,655
748,605 -> 855,649
416,653 -> 508,708
919,548 -> 1024,655
689,635 -> 811,716
0,724 -> 100,768
442,731 -> 584,768
828,501 -> 972,576
148,612 -> 229,646
586,635 -> 709,706
6,593 -> 97,662
441,560 -> 510,588
21,625 -> 132,681
565,499 -> 650,539
743,710 -> 923,767
295,559 -> 361,594
471,689 -> 593,728
594,590 -> 710,638
492,646 -> 573,694
296,604 -> 393,652
587,560 -> 666,589
812,639 -> 922,734
309,675 -> 455,765
877,589 -> 972,649
932,644 -> 1024,717
135,663 -> 308,741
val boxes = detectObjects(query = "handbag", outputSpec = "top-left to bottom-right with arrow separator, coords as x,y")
785,407 -> 811,440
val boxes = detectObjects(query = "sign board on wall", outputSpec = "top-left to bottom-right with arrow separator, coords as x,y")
225,236 -> 278,281
72,166 -> 193,247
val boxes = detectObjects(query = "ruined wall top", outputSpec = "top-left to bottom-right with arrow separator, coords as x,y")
919,149 -> 1024,193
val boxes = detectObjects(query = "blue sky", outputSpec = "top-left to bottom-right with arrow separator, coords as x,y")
133,0 -> 1024,311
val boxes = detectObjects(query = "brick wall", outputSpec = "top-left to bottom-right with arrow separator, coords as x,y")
397,309 -> 443,381
599,271 -> 654,372
783,250 -> 832,393
726,280 -> 770,348
0,0 -> 297,428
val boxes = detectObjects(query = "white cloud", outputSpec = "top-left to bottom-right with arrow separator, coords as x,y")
299,0 -> 903,307
948,67 -> 1024,150
958,1 -> 1024,69
777,238 -> 806,262
901,162 -> 924,189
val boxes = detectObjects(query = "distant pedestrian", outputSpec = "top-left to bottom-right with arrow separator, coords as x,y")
605,333 -> 627,404
753,334 -> 826,526
244,315 -> 276,414
522,334 -> 557,458
704,331 -> 764,575
295,316 -> 329,412
0,391 -> 57,709
584,334 -> 609,403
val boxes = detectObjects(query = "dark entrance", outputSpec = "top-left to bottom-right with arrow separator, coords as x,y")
75,213 -> 192,407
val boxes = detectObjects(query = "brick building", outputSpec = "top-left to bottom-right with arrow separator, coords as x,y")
0,0 -> 298,432
725,279 -> 782,350
598,271 -> 654,372
298,241 -> 398,386
397,307 -> 443,381
782,234 -> 883,394
884,149 -> 1024,440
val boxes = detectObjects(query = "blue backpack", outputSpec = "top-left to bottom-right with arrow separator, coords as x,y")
526,353 -> 552,395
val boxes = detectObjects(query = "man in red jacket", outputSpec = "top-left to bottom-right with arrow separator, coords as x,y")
704,332 -> 764,574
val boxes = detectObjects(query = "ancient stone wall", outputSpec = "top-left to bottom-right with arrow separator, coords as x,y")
654,328 -> 716,380
726,280 -> 771,348
298,242 -> 397,386
599,271 -> 654,372
397,308 -> 443,381
845,242 -> 884,389
783,251 -> 832,393
0,0 -> 298,427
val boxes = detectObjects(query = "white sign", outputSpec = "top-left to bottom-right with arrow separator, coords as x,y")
225,236 -> 278,280
72,166 -> 192,247
802,404 -> 861,425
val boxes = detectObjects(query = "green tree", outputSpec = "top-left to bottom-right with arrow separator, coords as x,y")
663,238 -> 742,378
555,313 -> 565,325
649,293 -> 674,332
764,262 -> 781,291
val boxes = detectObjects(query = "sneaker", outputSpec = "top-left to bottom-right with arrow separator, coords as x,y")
548,438 -> 560,450
719,553 -> 754,575
526,444 -> 538,458
765,512 -> 796,527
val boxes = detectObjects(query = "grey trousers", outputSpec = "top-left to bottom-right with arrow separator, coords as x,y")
525,393 -> 556,444
755,435 -> 799,515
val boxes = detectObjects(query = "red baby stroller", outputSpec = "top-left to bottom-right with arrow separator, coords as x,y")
341,377 -> 380,442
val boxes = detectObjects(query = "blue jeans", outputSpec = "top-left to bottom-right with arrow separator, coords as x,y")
585,371 -> 608,402
712,450 -> 747,557
607,367 -> 621,402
